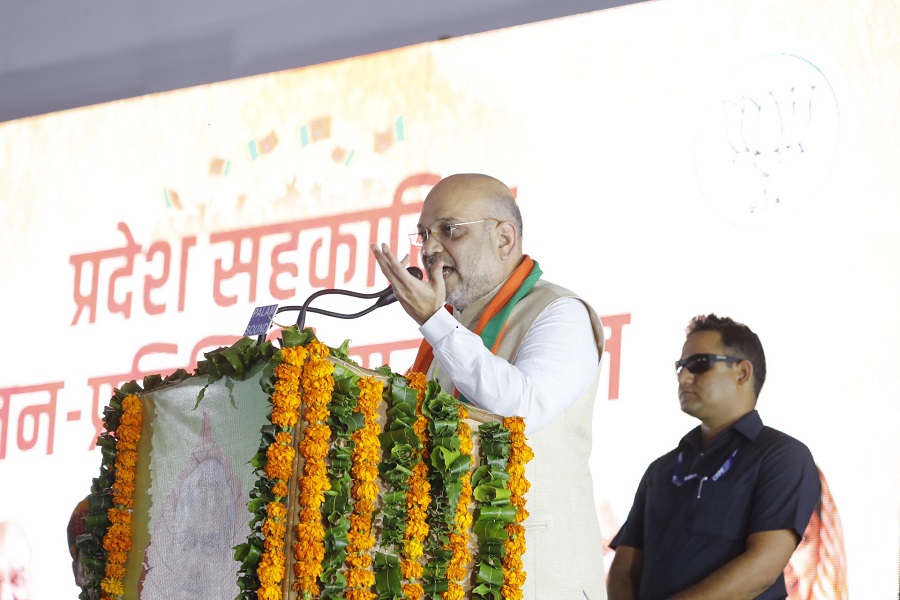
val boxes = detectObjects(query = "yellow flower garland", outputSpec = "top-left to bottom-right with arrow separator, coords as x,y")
87,337 -> 537,600
258,345 -> 307,600
501,417 -> 533,600
344,375 -> 383,600
401,372 -> 431,600
441,405 -> 473,600
293,340 -> 335,597
99,393 -> 142,600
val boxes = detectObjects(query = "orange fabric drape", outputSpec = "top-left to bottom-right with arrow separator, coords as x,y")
409,255 -> 536,375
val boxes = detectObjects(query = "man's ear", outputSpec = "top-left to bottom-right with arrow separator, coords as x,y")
736,359 -> 754,389
496,220 -> 519,259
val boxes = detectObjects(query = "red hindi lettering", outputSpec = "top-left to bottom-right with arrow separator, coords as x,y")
269,230 -> 300,300
0,388 -> 7,459
70,222 -> 141,325
365,172 -> 439,287
143,240 -> 171,316
206,174 -> 436,306
177,236 -> 197,312
600,312 -> 631,400
0,382 -> 65,459
210,226 -> 268,306
308,222 -> 358,290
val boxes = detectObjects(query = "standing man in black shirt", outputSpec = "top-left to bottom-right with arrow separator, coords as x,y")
608,314 -> 820,600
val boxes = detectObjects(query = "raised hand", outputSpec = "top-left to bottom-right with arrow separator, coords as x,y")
371,243 -> 446,325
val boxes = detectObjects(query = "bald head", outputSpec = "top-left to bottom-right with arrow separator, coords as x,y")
425,174 -> 523,238
417,173 -> 525,310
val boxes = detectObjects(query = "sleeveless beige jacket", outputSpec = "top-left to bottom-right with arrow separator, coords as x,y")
427,278 -> 608,600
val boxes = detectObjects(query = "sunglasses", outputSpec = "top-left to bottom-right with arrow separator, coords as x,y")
675,353 -> 743,375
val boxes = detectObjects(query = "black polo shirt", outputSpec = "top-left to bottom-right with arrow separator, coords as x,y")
610,410 -> 820,600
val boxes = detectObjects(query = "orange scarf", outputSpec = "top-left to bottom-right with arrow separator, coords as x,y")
409,255 -> 538,379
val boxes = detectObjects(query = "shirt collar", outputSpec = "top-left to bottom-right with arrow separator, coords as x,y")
732,409 -> 764,440
680,409 -> 764,451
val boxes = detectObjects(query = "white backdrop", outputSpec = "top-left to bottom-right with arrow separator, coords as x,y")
0,0 -> 897,598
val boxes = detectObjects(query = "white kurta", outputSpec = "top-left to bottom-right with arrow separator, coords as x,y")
420,297 -> 600,433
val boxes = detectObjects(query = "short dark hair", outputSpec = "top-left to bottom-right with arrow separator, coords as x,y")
686,314 -> 766,398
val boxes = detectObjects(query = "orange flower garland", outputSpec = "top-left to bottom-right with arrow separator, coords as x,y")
293,340 -> 335,597
80,332 -> 542,600
501,417 -> 533,600
99,393 -> 142,600
258,345 -> 307,600
344,375 -> 383,600
441,405 -> 473,600
401,372 -> 431,600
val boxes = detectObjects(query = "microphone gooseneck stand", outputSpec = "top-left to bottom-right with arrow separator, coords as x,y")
255,266 -> 423,345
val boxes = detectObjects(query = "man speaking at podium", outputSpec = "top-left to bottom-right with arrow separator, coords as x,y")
372,173 -> 607,600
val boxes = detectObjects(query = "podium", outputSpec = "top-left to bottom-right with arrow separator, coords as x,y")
75,329 -> 531,600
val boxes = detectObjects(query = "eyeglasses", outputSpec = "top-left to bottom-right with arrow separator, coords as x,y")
409,218 -> 500,247
675,353 -> 743,375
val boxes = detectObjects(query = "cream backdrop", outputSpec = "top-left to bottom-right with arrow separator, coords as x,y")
1,0 -> 897,598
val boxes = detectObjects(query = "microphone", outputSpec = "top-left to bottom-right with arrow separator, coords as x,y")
255,266 -> 424,344
373,266 -> 424,308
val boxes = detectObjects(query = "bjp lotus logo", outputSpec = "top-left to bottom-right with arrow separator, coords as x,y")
695,53 -> 843,225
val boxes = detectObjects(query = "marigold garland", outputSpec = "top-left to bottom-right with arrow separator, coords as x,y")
343,375 -> 383,600
81,332 -> 537,600
319,362 -> 361,598
441,405 -> 473,600
99,393 -> 142,600
501,417 -> 533,600
402,372 -> 431,600
293,340 -> 335,597
258,345 -> 307,600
